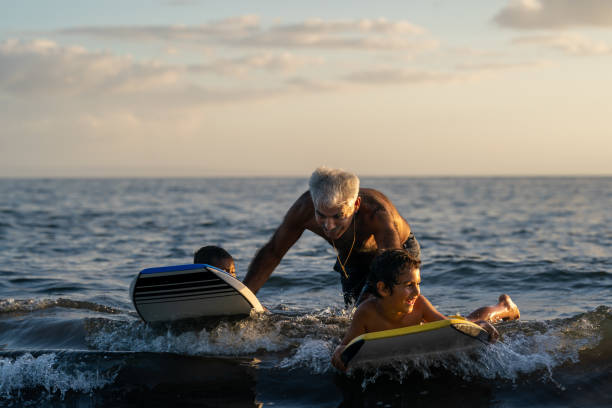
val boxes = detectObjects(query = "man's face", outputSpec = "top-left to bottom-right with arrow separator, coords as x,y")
314,201 -> 357,240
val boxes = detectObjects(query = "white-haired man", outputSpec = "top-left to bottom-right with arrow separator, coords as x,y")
243,166 -> 420,305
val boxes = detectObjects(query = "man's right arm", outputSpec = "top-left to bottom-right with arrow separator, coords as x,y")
243,196 -> 310,294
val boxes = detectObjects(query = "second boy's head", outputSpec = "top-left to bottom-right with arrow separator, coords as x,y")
367,249 -> 422,312
194,245 -> 236,277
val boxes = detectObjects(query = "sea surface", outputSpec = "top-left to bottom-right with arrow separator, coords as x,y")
0,177 -> 610,407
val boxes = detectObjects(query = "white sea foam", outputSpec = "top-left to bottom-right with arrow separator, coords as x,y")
84,306 -> 352,359
86,313 -> 292,355
278,339 -> 335,374
0,353 -> 115,400
351,318 -> 604,387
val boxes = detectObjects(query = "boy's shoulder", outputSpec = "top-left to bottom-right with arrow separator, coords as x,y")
354,297 -> 382,321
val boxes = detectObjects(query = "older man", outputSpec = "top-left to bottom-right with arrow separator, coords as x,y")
243,166 -> 420,305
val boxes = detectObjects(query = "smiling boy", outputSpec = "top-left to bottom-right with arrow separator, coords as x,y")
331,249 -> 520,371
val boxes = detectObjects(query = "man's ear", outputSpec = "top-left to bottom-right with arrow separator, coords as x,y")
353,196 -> 361,213
376,281 -> 389,297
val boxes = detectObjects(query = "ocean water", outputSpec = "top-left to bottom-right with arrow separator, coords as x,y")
0,177 -> 610,407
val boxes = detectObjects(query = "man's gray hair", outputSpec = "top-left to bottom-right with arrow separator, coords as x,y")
309,166 -> 360,209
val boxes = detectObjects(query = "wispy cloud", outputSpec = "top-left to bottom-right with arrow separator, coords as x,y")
454,60 -> 550,72
0,39 -> 291,107
1,35 -> 553,110
188,52 -> 325,77
58,16 -> 437,51
512,33 -> 612,56
342,59 -> 550,86
0,39 -> 179,96
344,68 -> 459,85
163,0 -> 200,6
494,0 -> 612,29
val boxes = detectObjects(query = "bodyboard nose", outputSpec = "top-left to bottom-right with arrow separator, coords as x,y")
131,264 -> 263,323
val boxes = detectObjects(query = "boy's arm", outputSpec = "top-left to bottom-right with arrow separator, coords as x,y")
419,295 -> 448,323
472,320 -> 499,343
419,296 -> 498,342
331,307 -> 369,371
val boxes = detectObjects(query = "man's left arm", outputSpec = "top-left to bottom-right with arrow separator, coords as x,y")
371,209 -> 404,249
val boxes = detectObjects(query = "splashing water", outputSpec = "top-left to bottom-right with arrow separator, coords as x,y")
0,353 -> 116,400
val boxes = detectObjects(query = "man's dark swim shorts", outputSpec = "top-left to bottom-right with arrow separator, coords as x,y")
334,232 -> 421,305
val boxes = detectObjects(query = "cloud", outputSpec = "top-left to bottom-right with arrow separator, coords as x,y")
163,0 -> 200,5
494,0 -> 612,29
0,40 -> 342,113
0,36 -> 552,111
446,46 -> 505,58
454,60 -> 550,72
58,16 -> 437,51
0,39 -> 179,96
188,52 -> 325,77
285,77 -> 341,92
59,16 -> 261,42
344,68 -> 458,85
342,59 -> 549,86
1,39 -> 318,104
512,33 -> 612,55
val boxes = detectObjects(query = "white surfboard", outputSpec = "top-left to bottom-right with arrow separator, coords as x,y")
341,317 -> 489,367
130,264 -> 264,323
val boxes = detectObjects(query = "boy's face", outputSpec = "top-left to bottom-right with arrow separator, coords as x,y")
217,258 -> 236,277
383,265 -> 421,313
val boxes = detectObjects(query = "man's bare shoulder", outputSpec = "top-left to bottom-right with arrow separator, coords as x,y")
359,188 -> 395,205
359,188 -> 397,215
287,191 -> 314,216
358,188 -> 409,236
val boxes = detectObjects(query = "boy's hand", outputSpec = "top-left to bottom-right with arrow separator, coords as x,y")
331,345 -> 347,372
475,320 -> 499,343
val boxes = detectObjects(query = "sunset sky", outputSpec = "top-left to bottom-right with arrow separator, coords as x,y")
2,0 -> 611,177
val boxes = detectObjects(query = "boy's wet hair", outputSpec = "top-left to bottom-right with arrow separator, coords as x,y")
194,245 -> 233,265
367,249 -> 421,297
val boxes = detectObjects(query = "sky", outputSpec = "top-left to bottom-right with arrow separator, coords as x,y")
1,0 -> 611,177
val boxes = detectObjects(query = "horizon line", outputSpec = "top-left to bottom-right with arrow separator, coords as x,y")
1,173 -> 610,180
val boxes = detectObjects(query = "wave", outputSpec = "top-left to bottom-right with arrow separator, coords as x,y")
84,304 -> 612,385
343,306 -> 611,387
0,298 -> 126,315
0,353 -> 117,400
84,307 -> 350,357
1,304 -> 609,403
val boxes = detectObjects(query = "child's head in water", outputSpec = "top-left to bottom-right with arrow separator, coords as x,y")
367,249 -> 421,298
366,249 -> 422,314
194,246 -> 236,277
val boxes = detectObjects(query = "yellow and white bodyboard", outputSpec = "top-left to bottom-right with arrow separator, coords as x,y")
341,317 -> 489,367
